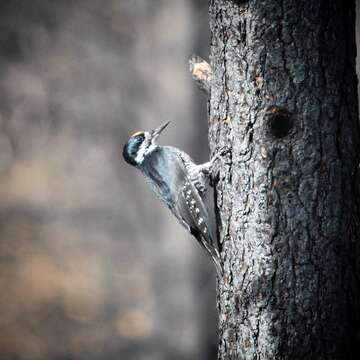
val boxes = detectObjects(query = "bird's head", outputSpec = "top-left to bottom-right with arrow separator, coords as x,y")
123,121 -> 170,166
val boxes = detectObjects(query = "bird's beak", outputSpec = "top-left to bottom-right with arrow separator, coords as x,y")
150,121 -> 170,142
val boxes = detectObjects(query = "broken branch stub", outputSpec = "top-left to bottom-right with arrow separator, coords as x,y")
189,54 -> 213,94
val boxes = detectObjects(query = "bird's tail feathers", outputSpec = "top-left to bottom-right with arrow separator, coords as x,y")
190,227 -> 224,277
201,236 -> 224,277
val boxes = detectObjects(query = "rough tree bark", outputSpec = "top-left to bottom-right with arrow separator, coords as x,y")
202,0 -> 360,359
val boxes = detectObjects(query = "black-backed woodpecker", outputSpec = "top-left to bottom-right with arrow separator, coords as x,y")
123,122 -> 223,275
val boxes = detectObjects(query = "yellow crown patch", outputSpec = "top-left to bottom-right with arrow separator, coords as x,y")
131,131 -> 143,138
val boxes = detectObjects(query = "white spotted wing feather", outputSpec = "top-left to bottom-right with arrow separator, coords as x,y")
140,146 -> 223,275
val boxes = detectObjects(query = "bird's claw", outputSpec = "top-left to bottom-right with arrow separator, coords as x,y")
211,146 -> 231,164
209,146 -> 232,186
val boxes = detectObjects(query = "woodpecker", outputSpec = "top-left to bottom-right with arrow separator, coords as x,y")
123,121 -> 223,276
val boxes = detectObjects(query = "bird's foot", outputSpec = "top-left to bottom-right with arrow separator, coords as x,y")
209,146 -> 231,186
211,146 -> 231,163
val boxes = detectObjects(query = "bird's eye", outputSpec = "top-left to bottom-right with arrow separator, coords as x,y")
135,134 -> 145,144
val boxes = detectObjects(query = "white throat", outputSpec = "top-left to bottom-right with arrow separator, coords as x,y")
135,142 -> 157,165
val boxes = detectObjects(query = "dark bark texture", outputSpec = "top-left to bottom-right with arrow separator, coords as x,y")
208,0 -> 360,359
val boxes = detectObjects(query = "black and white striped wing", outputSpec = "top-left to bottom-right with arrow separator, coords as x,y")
167,155 -> 223,275
175,179 -> 211,239
141,147 -> 223,275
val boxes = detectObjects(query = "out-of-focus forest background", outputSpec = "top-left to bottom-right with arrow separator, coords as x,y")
0,1 -> 359,360
0,1 -> 217,360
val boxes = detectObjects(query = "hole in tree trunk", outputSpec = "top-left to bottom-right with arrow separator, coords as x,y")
231,0 -> 249,4
265,106 -> 293,138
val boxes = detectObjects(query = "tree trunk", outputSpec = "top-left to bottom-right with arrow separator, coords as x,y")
208,0 -> 360,359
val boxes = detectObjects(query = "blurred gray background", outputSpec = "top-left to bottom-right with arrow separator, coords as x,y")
0,1 -> 359,360
0,1 -> 217,360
